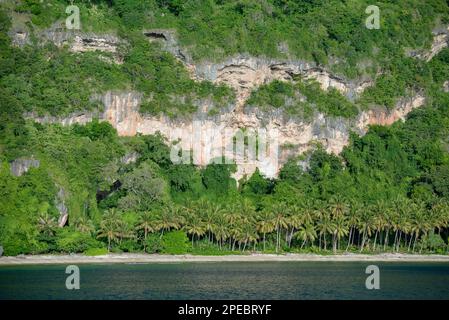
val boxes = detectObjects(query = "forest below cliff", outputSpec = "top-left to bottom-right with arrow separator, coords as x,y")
1,0 -> 449,256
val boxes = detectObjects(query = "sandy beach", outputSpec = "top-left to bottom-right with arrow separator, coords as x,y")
0,253 -> 449,265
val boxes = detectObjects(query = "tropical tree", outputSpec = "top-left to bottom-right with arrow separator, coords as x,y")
37,213 -> 58,237
294,223 -> 317,249
257,210 -> 275,251
136,211 -> 160,252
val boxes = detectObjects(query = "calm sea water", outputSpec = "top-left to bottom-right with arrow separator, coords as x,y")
1,261 -> 448,299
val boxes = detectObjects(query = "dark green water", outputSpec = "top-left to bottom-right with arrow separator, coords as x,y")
1,262 -> 449,299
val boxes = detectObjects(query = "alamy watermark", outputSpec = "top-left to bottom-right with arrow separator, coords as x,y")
365,265 -> 380,290
66,5 -> 80,30
365,5 -> 380,29
65,265 -> 80,290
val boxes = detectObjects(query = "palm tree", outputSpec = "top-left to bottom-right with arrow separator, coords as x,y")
157,206 -> 181,236
328,195 -> 349,219
370,200 -> 388,252
38,213 -> 58,237
358,211 -> 373,252
257,210 -> 275,251
294,223 -> 317,249
332,216 -> 349,253
286,205 -> 303,247
97,219 -> 122,252
72,216 -> 95,235
271,202 -> 290,253
204,203 -> 223,242
211,215 -> 229,249
136,211 -> 160,252
239,223 -> 258,252
346,201 -> 361,251
183,214 -> 206,247
96,208 -> 126,251
316,212 -> 335,251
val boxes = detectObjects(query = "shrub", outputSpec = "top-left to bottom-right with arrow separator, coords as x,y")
84,247 -> 108,256
419,232 -> 448,254
56,230 -> 102,253
161,231 -> 189,254
119,239 -> 142,252
145,234 -> 163,253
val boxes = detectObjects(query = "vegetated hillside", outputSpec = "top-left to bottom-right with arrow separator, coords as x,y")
0,0 -> 449,256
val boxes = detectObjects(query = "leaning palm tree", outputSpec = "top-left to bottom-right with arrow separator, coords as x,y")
239,223 -> 259,252
358,211 -> 373,252
294,223 -> 317,249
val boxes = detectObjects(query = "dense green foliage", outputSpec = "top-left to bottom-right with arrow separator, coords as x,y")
246,80 -> 359,118
1,1 -> 449,256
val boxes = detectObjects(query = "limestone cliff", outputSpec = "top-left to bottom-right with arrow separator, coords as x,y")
10,158 -> 40,177
19,27 -> 434,180
409,25 -> 449,61
143,30 -> 373,108
9,22 -> 124,64
27,90 -> 425,181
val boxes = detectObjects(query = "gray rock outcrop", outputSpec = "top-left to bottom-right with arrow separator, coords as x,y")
10,158 -> 40,177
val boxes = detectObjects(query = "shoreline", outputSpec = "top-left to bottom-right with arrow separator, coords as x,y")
1,253 -> 449,266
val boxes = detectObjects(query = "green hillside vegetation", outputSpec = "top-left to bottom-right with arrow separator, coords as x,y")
1,1 -> 449,255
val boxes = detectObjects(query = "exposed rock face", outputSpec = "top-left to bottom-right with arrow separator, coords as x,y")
189,56 -> 371,110
443,81 -> 449,93
142,30 -> 372,107
10,158 -> 40,177
9,23 -> 124,64
19,27 -> 430,180
27,91 -> 425,181
143,29 -> 189,62
356,95 -> 426,129
410,26 -> 449,61
56,187 -> 68,228
121,152 -> 140,165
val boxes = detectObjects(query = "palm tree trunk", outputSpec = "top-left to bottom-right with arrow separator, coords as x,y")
413,232 -> 419,253
263,233 -> 266,251
346,227 -> 353,252
373,231 -> 378,252
384,229 -> 389,251
275,228 -> 278,253
301,239 -> 307,249
408,233 -> 414,252
360,231 -> 366,252
332,234 -> 337,253
288,229 -> 294,248
323,233 -> 327,251
397,231 -> 402,252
